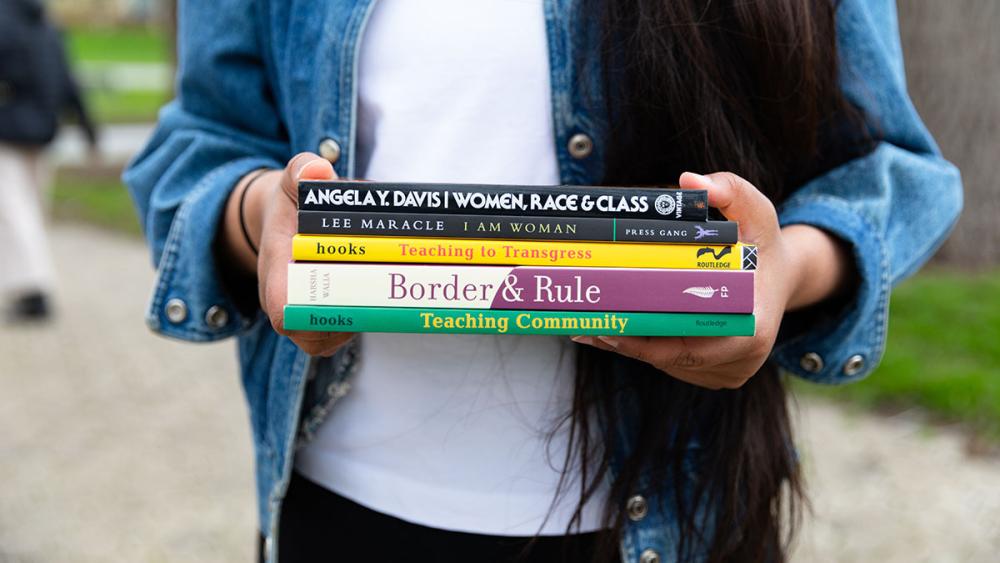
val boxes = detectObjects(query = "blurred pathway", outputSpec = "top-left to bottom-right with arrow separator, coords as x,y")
77,63 -> 173,93
0,225 -> 998,562
52,123 -> 157,167
0,224 -> 254,563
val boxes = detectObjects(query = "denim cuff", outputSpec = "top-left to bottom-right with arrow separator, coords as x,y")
146,156 -> 280,342
774,195 -> 889,384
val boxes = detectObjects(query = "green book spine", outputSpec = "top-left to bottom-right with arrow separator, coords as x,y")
284,305 -> 754,337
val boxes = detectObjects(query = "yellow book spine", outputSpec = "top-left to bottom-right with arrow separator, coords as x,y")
292,235 -> 756,270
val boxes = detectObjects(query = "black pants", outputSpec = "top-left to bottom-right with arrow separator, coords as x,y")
263,471 -> 611,563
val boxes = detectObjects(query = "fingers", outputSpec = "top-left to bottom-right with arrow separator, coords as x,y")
262,280 -> 355,356
594,335 -> 688,372
280,152 -> 337,201
257,202 -> 296,322
265,152 -> 346,357
595,335 -> 735,389
290,333 -> 355,357
572,335 -> 708,385
574,334 -> 761,390
570,172 -> 784,390
570,335 -> 619,352
678,171 -> 779,244
263,274 -> 291,333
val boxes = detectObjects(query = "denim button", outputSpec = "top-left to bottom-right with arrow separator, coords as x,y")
205,305 -> 229,329
626,494 -> 648,521
799,352 -> 824,373
165,298 -> 188,324
568,133 -> 593,159
318,138 -> 342,164
639,548 -> 661,563
843,354 -> 865,376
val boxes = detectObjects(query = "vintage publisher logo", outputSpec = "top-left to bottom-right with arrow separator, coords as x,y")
654,194 -> 677,216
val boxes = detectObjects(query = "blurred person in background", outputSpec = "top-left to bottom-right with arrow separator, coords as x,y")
0,0 -> 96,322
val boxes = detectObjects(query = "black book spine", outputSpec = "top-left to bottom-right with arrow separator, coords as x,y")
298,181 -> 709,221
298,211 -> 738,244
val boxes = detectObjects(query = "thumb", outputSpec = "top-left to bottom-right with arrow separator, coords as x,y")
678,171 -> 778,243
280,152 -> 337,201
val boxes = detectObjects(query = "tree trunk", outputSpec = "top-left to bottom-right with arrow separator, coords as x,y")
896,0 -> 1000,267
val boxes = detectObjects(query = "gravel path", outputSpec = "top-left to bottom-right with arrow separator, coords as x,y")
52,123 -> 156,168
1,225 -> 997,562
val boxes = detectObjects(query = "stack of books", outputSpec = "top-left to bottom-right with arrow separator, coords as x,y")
283,181 -> 756,337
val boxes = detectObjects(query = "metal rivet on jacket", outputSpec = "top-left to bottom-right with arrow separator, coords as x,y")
799,352 -> 824,373
318,138 -> 342,164
639,548 -> 661,563
625,494 -> 648,521
165,298 -> 188,324
567,133 -> 593,159
842,354 -> 865,376
205,305 -> 229,329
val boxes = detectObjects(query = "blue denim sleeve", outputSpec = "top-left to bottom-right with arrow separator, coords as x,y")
122,0 -> 288,342
773,0 -> 962,384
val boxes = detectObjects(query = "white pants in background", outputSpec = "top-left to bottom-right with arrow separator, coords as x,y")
0,145 -> 55,297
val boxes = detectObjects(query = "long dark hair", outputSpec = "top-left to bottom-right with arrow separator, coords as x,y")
557,1 -> 872,562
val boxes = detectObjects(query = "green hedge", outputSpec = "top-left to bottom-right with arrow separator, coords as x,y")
796,269 -> 1000,441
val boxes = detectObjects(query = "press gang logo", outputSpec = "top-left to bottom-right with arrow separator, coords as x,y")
693,225 -> 718,240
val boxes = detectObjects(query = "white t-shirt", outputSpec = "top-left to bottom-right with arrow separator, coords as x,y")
295,0 -> 609,535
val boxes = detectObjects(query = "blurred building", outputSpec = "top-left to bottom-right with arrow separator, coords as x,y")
899,0 -> 1000,266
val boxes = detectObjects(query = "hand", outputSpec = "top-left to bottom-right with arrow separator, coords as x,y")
253,153 -> 355,356
572,171 -> 847,390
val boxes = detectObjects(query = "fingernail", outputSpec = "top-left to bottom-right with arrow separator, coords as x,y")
681,171 -> 714,187
571,336 -> 594,345
597,336 -> 620,349
298,159 -> 333,179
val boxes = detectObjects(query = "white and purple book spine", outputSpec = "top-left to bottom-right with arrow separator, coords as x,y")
287,263 -> 753,313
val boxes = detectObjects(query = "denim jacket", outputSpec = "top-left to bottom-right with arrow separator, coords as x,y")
123,1 -> 961,561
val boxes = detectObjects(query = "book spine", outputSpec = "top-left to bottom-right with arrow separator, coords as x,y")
292,235 -> 757,271
298,211 -> 738,244
298,180 -> 709,221
283,305 -> 755,336
287,263 -> 754,313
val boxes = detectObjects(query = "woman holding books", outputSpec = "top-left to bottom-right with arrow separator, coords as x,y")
125,1 -> 961,562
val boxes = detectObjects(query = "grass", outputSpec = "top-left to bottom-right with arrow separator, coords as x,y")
51,177 -> 141,237
65,27 -> 172,123
86,89 -> 170,124
66,27 -> 170,64
794,269 -> 1000,441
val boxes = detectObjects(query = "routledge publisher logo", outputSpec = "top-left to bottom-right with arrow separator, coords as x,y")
696,246 -> 732,261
